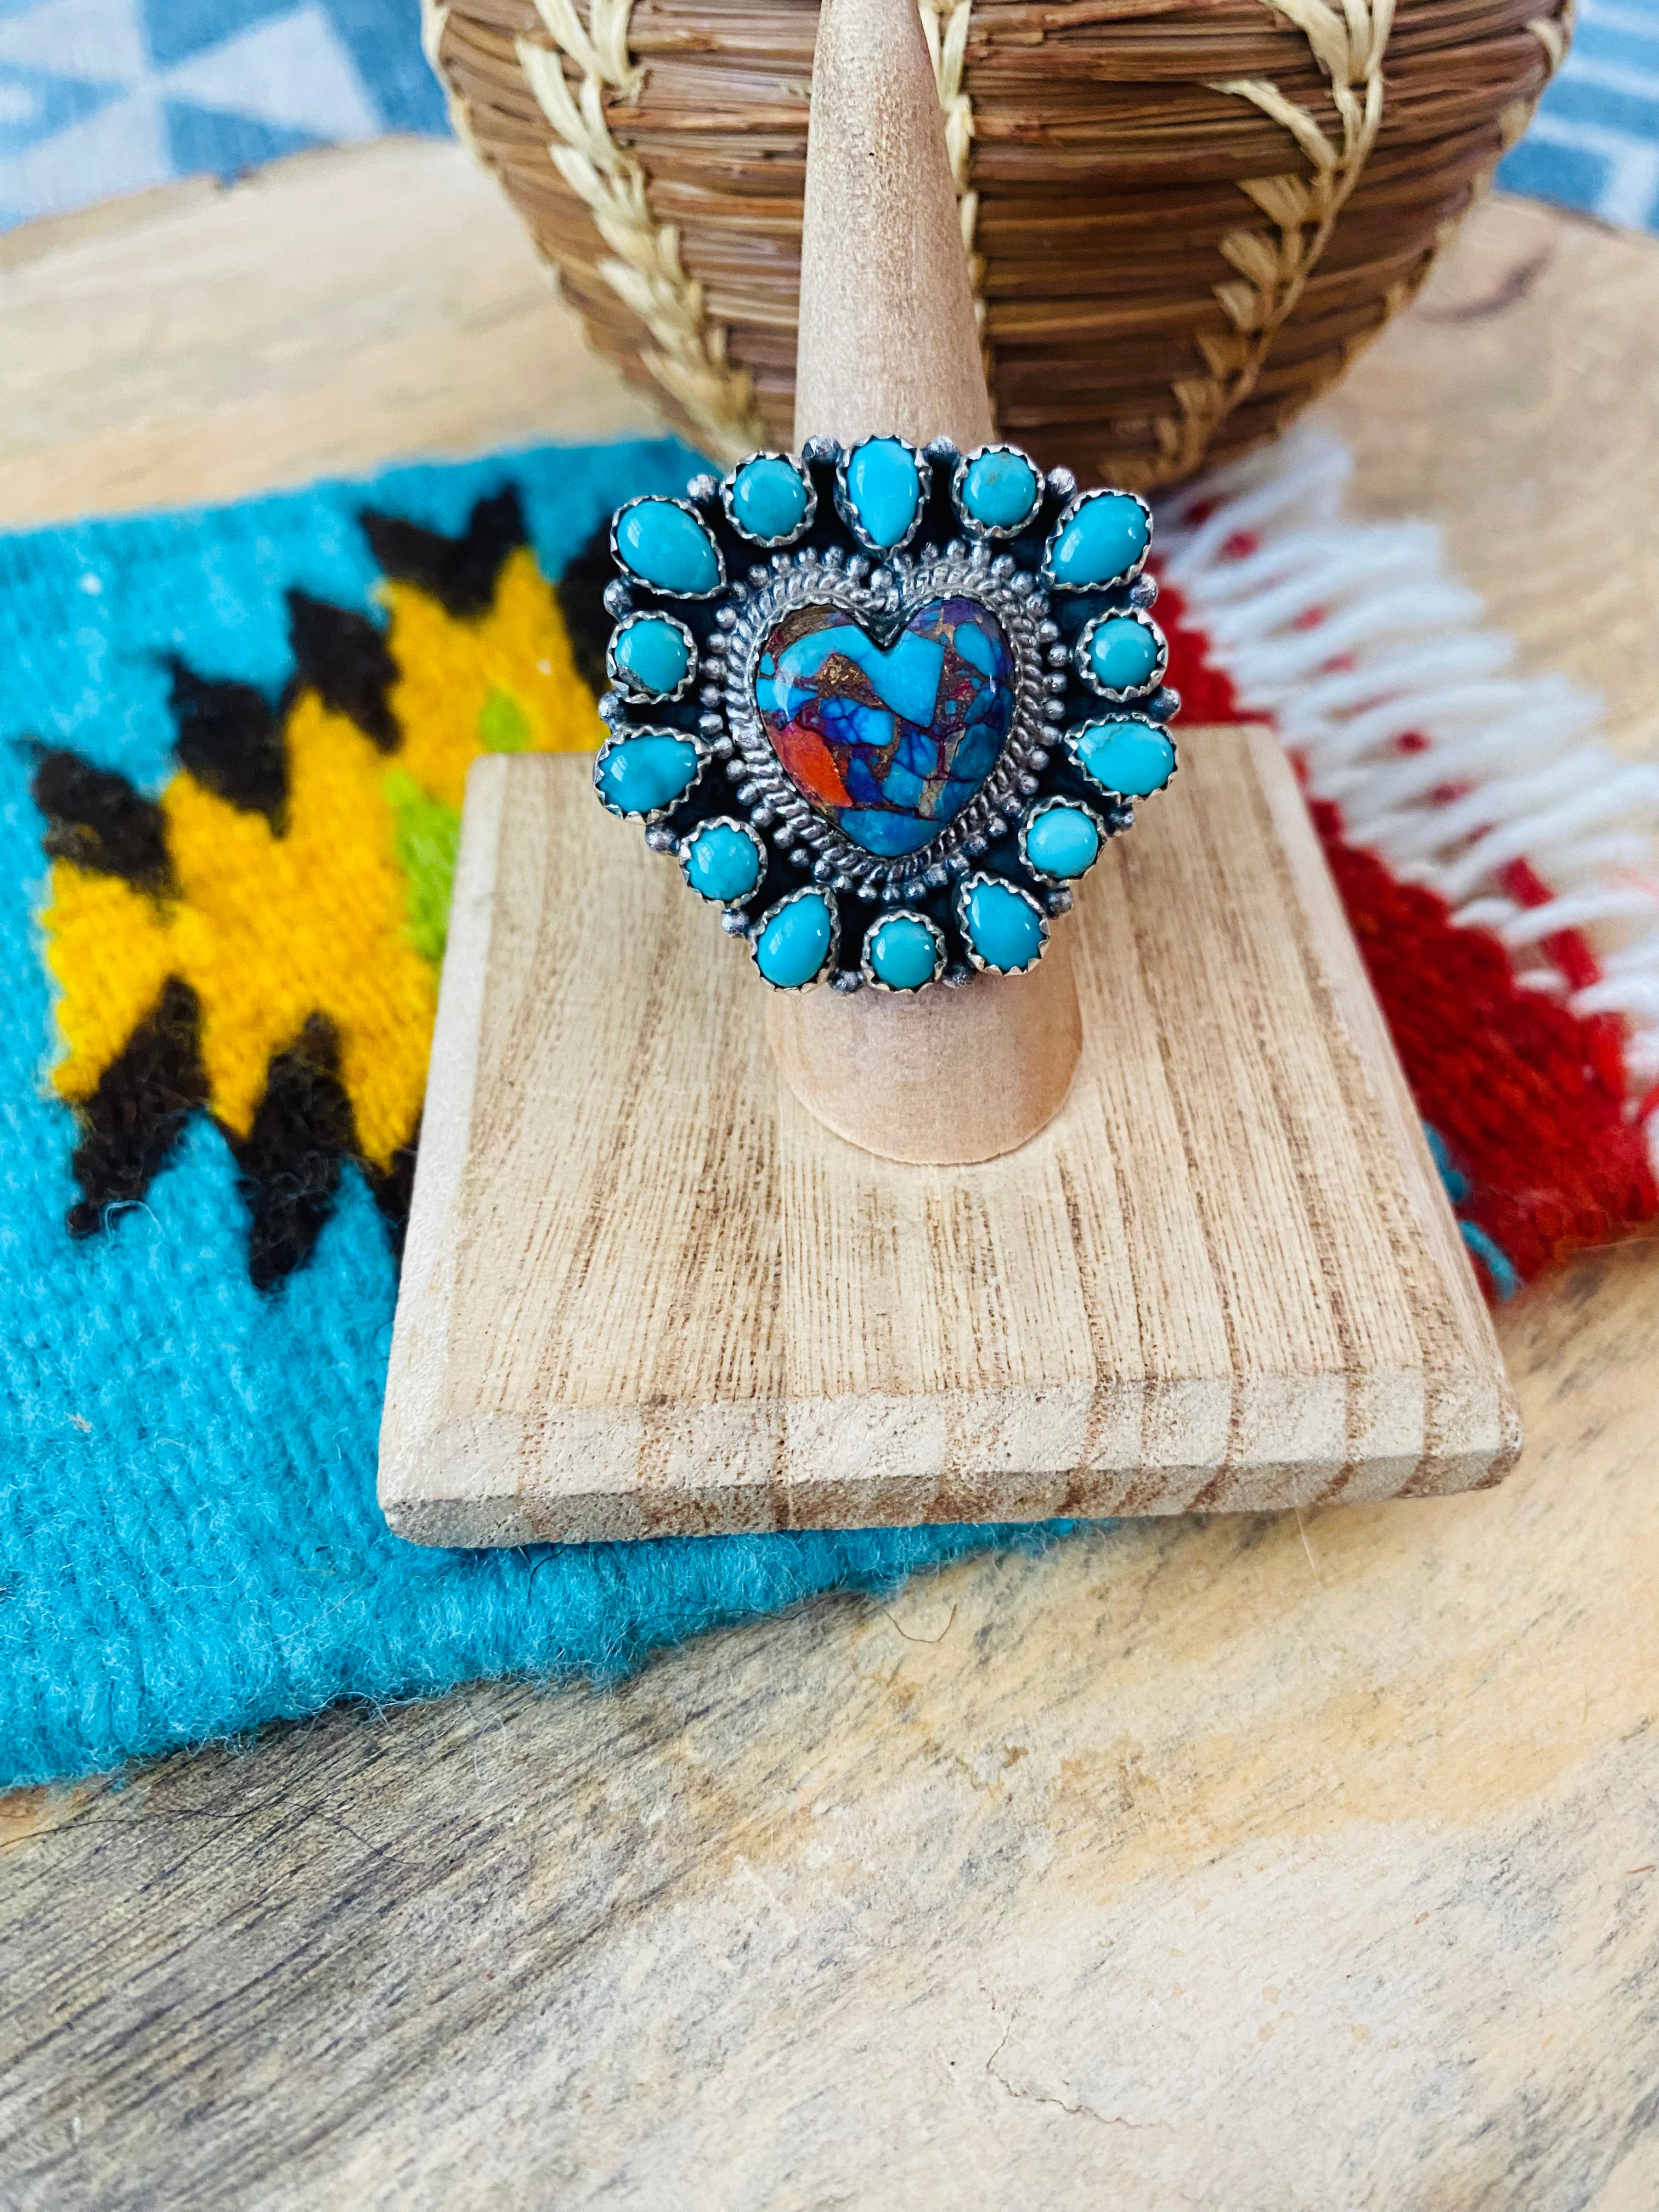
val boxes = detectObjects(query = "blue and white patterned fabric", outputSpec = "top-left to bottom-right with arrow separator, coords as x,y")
2,0 -> 1656,235
1499,0 -> 1659,230
0,0 -> 445,228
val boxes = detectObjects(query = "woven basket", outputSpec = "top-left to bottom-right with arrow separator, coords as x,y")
425,0 -> 1570,489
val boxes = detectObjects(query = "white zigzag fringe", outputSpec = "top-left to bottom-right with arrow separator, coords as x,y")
1156,425 -> 1659,1161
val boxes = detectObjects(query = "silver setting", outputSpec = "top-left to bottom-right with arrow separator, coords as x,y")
1018,793 -> 1109,884
860,907 -> 948,994
833,436 -> 928,557
609,494 -> 727,601
950,442 -> 1045,540
720,451 -> 818,548
678,815 -> 768,906
1062,713 -> 1179,805
953,870 -> 1050,976
1041,487 -> 1153,593
592,724 -> 710,823
720,540 -> 1053,899
1074,605 -> 1168,702
749,883 -> 840,991
605,609 -> 698,704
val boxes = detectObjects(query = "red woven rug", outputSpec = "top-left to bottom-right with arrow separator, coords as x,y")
1155,429 -> 1659,1296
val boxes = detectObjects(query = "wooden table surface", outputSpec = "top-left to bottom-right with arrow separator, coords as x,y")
2,144 -> 1657,2212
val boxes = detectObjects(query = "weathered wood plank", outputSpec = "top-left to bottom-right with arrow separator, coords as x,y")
0,150 -> 1655,2212
379,726 -> 1516,1543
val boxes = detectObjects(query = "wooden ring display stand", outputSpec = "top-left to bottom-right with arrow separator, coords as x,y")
377,0 -> 1521,1548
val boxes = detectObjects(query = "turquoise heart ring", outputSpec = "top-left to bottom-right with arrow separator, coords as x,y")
595,437 -> 1180,993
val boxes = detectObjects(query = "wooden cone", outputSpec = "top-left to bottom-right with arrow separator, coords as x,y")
764,0 -> 1083,1166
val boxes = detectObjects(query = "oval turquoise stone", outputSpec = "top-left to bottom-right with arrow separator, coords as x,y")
867,913 -> 939,991
1047,491 -> 1150,588
614,499 -> 722,595
1072,718 -> 1176,799
613,616 -> 691,697
1085,615 -> 1161,693
755,892 -> 834,988
964,879 -> 1045,973
730,455 -> 811,541
683,821 -> 761,904
1026,805 -> 1101,879
595,732 -> 700,816
844,438 -> 921,549
961,449 -> 1039,531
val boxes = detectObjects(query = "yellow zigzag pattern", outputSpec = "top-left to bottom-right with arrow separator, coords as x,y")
42,548 -> 596,1172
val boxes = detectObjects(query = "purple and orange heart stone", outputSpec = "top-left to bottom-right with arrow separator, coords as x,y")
752,594 -> 1015,857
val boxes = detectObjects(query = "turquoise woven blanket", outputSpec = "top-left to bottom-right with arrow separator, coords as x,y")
1,439 -> 1040,1789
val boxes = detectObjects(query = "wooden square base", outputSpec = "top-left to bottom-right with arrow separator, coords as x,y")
378,730 -> 1520,1546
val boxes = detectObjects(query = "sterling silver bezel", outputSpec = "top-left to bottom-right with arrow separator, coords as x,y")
1062,713 -> 1180,805
605,609 -> 698,703
832,436 -> 929,557
609,494 -> 727,601
950,442 -> 1045,540
860,907 -> 948,993
1074,605 -> 1169,702
593,724 -> 710,823
714,539 -> 1053,898
749,883 -> 841,991
720,451 -> 818,549
953,870 -> 1051,975
1042,487 -> 1154,593
678,815 -> 768,906
1018,793 -> 1109,883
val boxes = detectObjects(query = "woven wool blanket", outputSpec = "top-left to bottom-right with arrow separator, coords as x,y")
4,433 -> 1655,1790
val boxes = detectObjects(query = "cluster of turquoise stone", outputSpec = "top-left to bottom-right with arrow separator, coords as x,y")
594,435 -> 1178,994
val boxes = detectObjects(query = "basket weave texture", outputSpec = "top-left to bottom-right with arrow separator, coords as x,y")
426,0 -> 1570,487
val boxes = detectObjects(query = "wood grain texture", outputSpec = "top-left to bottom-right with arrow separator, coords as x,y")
0,138 -> 660,527
771,0 -> 1082,1166
792,0 -> 992,455
379,727 -> 1515,1544
1,153 -> 1656,2212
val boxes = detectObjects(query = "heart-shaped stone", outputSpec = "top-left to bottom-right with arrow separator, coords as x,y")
753,594 -> 1014,857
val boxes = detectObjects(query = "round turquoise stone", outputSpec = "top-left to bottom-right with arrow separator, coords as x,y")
867,913 -> 939,991
963,879 -> 1045,973
730,455 -> 811,542
682,820 -> 761,904
755,892 -> 834,988
844,438 -> 922,549
960,448 -> 1040,532
1071,718 -> 1176,799
614,499 -> 722,595
1025,804 -> 1101,879
1047,491 -> 1150,588
1084,614 -> 1161,694
595,732 -> 701,816
612,616 -> 691,698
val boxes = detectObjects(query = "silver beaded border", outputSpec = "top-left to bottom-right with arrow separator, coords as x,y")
708,540 -> 1058,904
